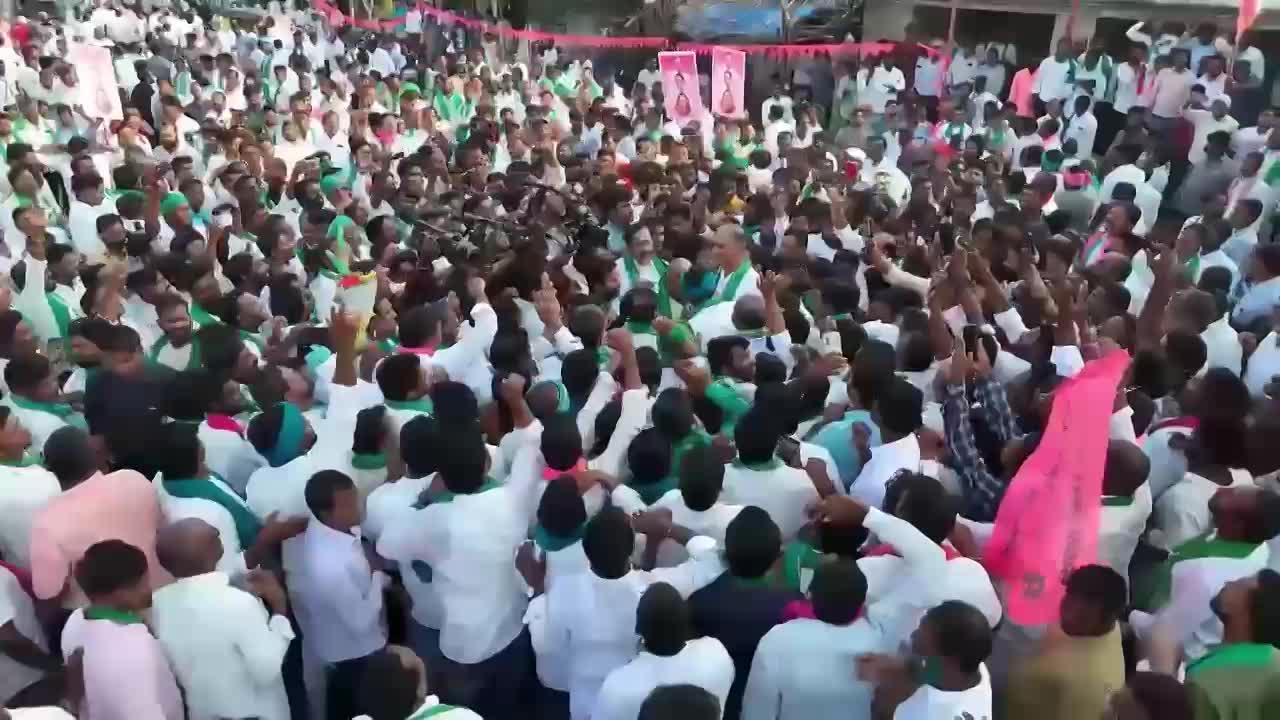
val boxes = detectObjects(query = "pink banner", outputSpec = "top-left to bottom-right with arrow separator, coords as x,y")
69,43 -> 122,120
982,350 -> 1130,626
711,48 -> 746,118
659,51 -> 705,127
1239,0 -> 1260,41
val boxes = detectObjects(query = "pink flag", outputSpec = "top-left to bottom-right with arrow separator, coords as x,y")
982,350 -> 1130,626
1239,0 -> 1261,40
658,51 -> 705,127
711,48 -> 746,119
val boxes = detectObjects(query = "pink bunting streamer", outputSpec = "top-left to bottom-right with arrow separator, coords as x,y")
312,0 -> 942,57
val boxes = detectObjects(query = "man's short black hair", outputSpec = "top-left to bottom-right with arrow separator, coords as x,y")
538,475 -> 588,540
638,685 -> 720,720
375,353 -> 421,402
434,427 -> 489,494
875,377 -> 923,435
925,600 -> 993,673
76,539 -> 149,599
541,413 -> 584,473
627,427 -> 672,486
679,444 -> 724,512
810,558 -> 867,625
1065,564 -> 1128,623
724,506 -> 781,579
305,470 -> 355,518
583,506 -> 635,579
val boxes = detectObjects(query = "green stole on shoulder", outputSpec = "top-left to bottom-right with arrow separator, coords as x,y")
165,475 -> 262,549
623,255 -> 672,318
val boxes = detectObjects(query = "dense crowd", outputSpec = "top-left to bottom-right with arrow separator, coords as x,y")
0,3 -> 1279,720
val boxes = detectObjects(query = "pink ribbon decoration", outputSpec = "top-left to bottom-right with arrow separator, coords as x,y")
312,0 -> 944,57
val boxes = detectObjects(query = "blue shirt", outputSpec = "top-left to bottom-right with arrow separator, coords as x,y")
811,410 -> 881,490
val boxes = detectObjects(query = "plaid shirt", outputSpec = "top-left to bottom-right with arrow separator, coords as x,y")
942,377 -> 1020,522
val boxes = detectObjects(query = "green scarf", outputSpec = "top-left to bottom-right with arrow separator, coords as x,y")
385,397 -> 434,415
45,291 -> 73,340
733,457 -> 782,472
433,91 -> 472,125
408,703 -> 463,720
351,452 -> 387,470
266,402 -> 306,467
431,477 -> 501,504
623,255 -> 673,318
0,452 -> 41,467
1142,532 -> 1260,610
625,320 -> 693,366
671,429 -> 711,472
780,540 -> 822,592
165,476 -> 262,549
239,329 -> 266,355
716,259 -> 752,305
148,335 -> 202,370
533,523 -> 584,552
190,303 -> 219,328
630,476 -> 679,506
84,606 -> 145,625
10,395 -> 87,431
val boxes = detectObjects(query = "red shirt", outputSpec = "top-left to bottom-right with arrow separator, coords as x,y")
9,22 -> 31,50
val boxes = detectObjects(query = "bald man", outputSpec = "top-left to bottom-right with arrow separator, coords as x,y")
150,519 -> 295,720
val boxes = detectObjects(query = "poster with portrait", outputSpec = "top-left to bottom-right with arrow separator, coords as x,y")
658,51 -> 703,127
69,43 -> 122,121
711,48 -> 746,119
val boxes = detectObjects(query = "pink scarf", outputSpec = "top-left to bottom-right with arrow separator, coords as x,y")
206,414 -> 245,438
542,457 -> 588,481
399,344 -> 438,356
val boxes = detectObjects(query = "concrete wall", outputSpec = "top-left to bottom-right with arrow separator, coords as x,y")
861,0 -> 916,42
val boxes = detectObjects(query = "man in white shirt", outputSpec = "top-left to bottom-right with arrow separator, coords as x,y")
761,82 -> 795,126
947,43 -> 979,93
858,56 -> 905,115
151,519 -> 294,720
1100,144 -> 1147,202
291,470 -> 387,720
377,384 -> 543,720
1232,244 -> 1280,330
0,406 -> 60,570
592,584 -> 734,720
1198,55 -> 1229,102
857,601 -> 994,720
1233,109 -> 1274,162
1033,38 -> 1076,110
860,136 -> 910,208
1064,95 -> 1099,159
720,411 -> 822,541
850,378 -> 923,510
914,51 -> 944,117
67,173 -> 117,263
0,563 -> 58,707
1185,96 -> 1240,165
1112,45 -> 1150,121
365,416 -> 444,665
742,495 -> 949,720
527,504 -> 726,720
